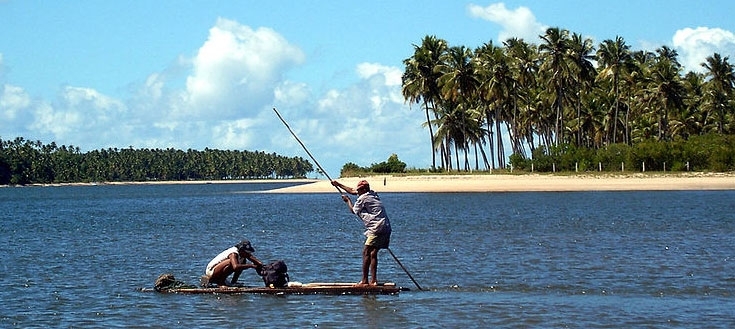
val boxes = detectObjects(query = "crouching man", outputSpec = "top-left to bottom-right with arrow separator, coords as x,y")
203,240 -> 263,286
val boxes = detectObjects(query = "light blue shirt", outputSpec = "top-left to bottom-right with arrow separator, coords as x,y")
352,190 -> 392,236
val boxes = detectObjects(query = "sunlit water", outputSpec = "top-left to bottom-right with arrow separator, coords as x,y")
1,183 -> 734,328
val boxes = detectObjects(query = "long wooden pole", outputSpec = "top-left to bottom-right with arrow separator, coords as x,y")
272,107 -> 341,193
386,248 -> 424,291
273,107 -> 424,291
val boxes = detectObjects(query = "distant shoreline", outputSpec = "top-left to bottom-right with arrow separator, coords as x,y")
3,178 -> 315,188
263,172 -> 735,193
6,172 -> 735,192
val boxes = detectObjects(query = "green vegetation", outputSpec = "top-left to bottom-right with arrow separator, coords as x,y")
509,133 -> 735,172
401,29 -> 735,172
339,154 -> 407,177
0,137 -> 313,185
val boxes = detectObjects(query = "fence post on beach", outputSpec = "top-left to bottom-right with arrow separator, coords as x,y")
686,161 -> 690,171
575,162 -> 578,172
642,162 -> 646,172
553,163 -> 556,172
599,162 -> 602,172
621,162 -> 624,172
663,162 -> 666,171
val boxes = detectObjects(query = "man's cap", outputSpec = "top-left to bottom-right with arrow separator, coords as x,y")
357,180 -> 370,189
235,240 -> 255,253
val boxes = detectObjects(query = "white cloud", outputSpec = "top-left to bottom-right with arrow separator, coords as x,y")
211,118 -> 258,149
0,19 -> 429,174
265,61 -> 427,174
0,83 -> 55,140
673,27 -> 735,73
61,86 -> 126,116
143,73 -> 164,101
1,84 -> 30,121
30,102 -> 80,137
467,2 -> 547,43
28,86 -> 127,141
111,18 -> 310,152
274,80 -> 311,108
1,18 -> 311,154
181,18 -> 305,120
305,63 -> 425,170
356,63 -> 403,87
317,63 -> 404,119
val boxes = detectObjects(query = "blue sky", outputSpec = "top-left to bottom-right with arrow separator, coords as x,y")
2,1 -> 735,177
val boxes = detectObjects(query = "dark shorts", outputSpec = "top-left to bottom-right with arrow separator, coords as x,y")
365,234 -> 390,249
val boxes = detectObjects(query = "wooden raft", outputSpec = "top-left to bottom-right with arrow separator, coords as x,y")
160,282 -> 405,295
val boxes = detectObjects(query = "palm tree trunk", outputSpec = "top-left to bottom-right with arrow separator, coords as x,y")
424,101 -> 436,170
612,75 -> 620,143
473,144 -> 479,171
479,145 -> 491,171
495,118 -> 505,168
454,142 -> 460,171
485,113 -> 496,170
464,142 -> 471,171
444,136 -> 452,171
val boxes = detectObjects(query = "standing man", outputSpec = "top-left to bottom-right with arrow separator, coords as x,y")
332,179 -> 392,286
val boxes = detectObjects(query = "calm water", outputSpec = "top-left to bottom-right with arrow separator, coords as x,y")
1,183 -> 734,328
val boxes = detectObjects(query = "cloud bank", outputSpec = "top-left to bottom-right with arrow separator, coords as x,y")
673,27 -> 735,73
467,3 -> 547,43
0,18 -> 420,175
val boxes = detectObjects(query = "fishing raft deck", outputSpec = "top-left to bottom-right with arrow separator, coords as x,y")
159,282 -> 406,295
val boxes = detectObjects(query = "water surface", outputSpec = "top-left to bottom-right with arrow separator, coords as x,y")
1,184 -> 734,328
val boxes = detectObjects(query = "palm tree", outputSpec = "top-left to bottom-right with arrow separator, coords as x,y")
431,101 -> 478,171
539,27 -> 572,145
596,36 -> 631,144
656,46 -> 682,69
436,45 -> 480,170
474,41 -> 514,169
504,38 -> 540,158
645,53 -> 686,141
567,32 -> 597,146
567,94 -> 606,148
622,50 -> 654,144
701,53 -> 735,134
402,35 -> 448,170
678,71 -> 705,138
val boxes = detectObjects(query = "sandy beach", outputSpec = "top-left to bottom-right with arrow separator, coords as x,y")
16,172 -> 734,192
264,172 -> 735,193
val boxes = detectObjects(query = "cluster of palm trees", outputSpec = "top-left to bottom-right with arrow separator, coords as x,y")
0,137 -> 313,185
401,28 -> 735,172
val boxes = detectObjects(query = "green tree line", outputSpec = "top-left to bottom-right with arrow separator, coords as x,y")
401,28 -> 735,172
0,137 -> 314,185
339,153 -> 407,177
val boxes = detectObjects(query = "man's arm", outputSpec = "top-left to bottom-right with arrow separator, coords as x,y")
341,194 -> 356,214
246,253 -> 264,273
228,253 -> 243,284
228,253 -> 257,284
332,181 -> 357,195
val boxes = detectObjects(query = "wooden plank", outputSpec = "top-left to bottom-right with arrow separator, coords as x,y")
301,282 -> 396,287
159,282 -> 404,295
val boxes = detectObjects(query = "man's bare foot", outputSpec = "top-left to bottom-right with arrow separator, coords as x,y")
355,281 -> 368,286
